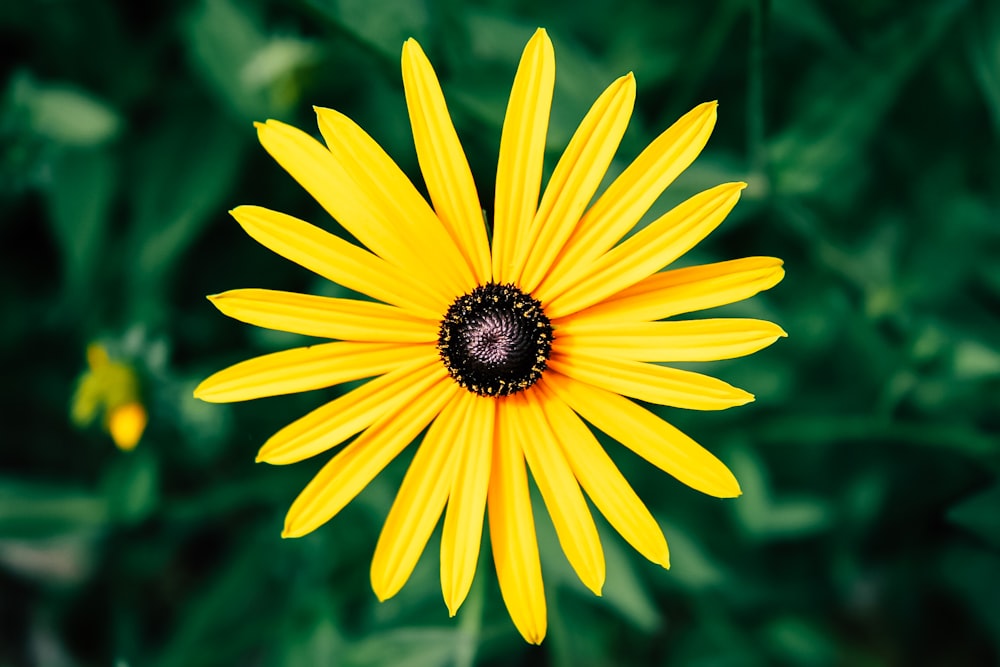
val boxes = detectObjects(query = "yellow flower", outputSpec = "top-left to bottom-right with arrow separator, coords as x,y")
196,28 -> 785,643
72,343 -> 147,451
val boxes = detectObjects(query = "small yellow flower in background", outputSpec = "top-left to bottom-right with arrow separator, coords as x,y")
196,28 -> 785,643
72,343 -> 147,451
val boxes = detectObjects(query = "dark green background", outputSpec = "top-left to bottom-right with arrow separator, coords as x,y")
2,0 -> 999,665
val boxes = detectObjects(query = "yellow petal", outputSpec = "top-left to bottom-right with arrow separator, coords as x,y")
401,40 -> 492,284
520,389 -> 605,595
370,393 -> 466,601
440,393 -> 495,616
569,256 -> 785,324
195,342 -> 424,403
207,289 -> 437,342
282,378 -> 456,538
492,28 -> 555,284
534,380 -> 669,567
547,352 -> 753,410
540,102 -> 718,296
554,318 -> 787,362
257,351 -> 445,465
542,182 -> 747,318
255,119 -> 456,300
518,73 -> 636,292
488,397 -> 546,644
231,205 -> 446,320
314,106 -> 477,297
544,372 -> 741,498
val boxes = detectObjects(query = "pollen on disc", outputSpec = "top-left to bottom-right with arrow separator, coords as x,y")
437,283 -> 553,397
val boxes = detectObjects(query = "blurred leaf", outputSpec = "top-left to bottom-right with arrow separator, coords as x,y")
0,533 -> 100,587
948,482 -> 1000,550
102,447 -> 159,525
952,338 -> 1000,380
126,108 -> 246,323
772,0 -> 849,53
968,0 -> 1000,133
660,521 -> 729,591
342,627 -> 465,667
311,0 -> 431,56
0,478 -> 108,540
760,616 -> 838,665
43,146 -> 116,308
757,414 -> 997,459
269,598 -> 343,667
154,532 -> 281,667
769,0 -> 964,198
9,71 -> 121,146
941,545 -> 1000,657
729,446 -> 833,539
185,0 -> 316,120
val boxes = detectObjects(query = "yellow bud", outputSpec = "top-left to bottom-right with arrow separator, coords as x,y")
108,402 -> 147,452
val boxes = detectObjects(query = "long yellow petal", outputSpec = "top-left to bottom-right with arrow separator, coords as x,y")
520,389 -> 605,595
282,378 -> 456,538
231,205 -> 445,320
489,397 -> 546,644
370,393 -> 466,601
568,256 -> 785,324
547,352 -> 753,410
195,342 -> 426,403
544,372 -> 741,498
314,106 -> 476,297
534,380 -> 669,567
554,318 -> 787,362
255,119 -> 451,292
542,182 -> 746,318
401,40 -> 492,284
492,28 -> 555,284
540,102 -> 718,296
518,73 -> 636,292
257,351 -> 445,465
207,289 -> 437,342
440,393 -> 495,616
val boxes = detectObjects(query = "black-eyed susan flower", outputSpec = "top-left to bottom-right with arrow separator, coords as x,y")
196,28 -> 785,643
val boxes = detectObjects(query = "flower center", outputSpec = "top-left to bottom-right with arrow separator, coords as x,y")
437,283 -> 553,397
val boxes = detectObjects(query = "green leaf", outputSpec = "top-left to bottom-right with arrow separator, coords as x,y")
0,478 -> 109,540
342,627 -> 464,667
942,545 -> 1000,657
125,107 -> 246,324
729,446 -> 833,539
968,0 -> 1000,134
43,146 -> 116,306
769,0 -> 964,198
948,482 -> 1000,550
102,447 -> 160,526
659,521 -> 729,591
10,71 -> 122,146
185,0 -> 317,120
311,0 -> 431,57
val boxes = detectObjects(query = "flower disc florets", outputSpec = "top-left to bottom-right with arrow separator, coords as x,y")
437,283 -> 553,397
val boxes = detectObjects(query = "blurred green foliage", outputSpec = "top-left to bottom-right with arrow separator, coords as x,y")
2,0 -> 999,665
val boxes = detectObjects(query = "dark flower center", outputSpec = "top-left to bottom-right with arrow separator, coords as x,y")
437,283 -> 553,397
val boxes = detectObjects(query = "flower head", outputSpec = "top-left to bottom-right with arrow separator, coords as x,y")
196,28 -> 785,643
72,343 -> 147,451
